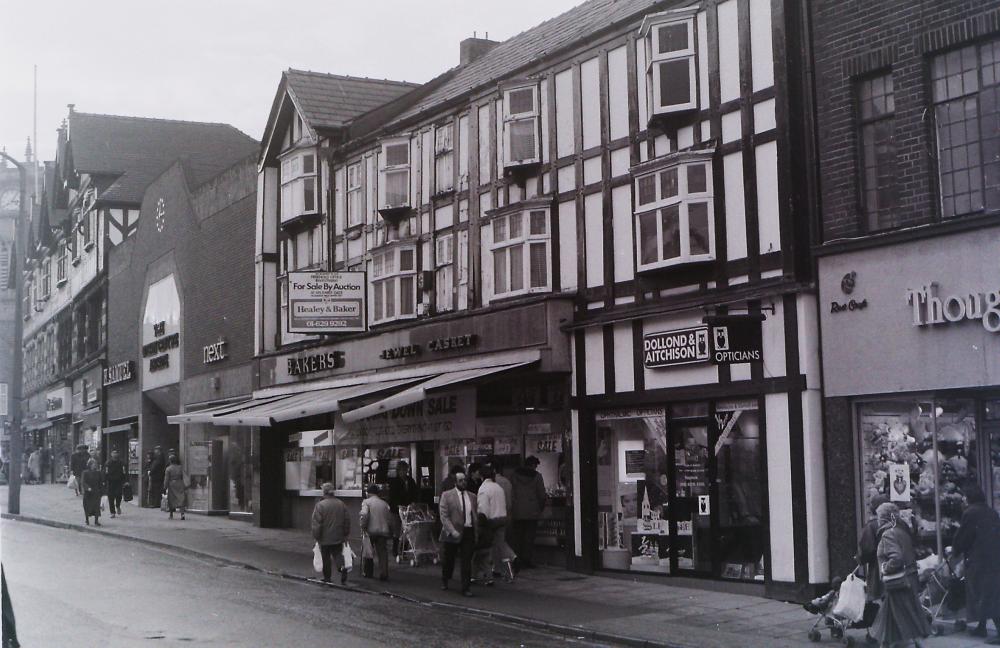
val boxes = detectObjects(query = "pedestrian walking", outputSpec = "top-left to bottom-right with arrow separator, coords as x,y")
19,451 -> 32,486
439,471 -> 477,596
147,447 -> 166,509
870,502 -> 929,648
856,494 -> 889,643
162,454 -> 188,520
70,445 -> 89,495
510,456 -> 547,570
104,450 -> 128,518
388,460 -> 419,559
474,465 -> 516,584
81,458 -> 105,526
311,483 -> 350,585
26,449 -> 41,485
952,485 -> 1000,643
440,463 -> 464,493
360,484 -> 395,581
467,463 -> 484,494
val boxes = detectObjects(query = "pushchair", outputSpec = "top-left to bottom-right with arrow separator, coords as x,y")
805,572 -> 879,645
919,554 -> 966,636
396,503 -> 439,567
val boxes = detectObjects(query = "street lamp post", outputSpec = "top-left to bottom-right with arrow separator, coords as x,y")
2,151 -> 27,515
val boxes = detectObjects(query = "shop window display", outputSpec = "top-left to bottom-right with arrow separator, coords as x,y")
985,400 -> 1000,514
858,399 -> 979,559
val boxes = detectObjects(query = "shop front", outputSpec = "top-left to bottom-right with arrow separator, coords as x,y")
819,226 -> 1000,577
190,298 -> 574,560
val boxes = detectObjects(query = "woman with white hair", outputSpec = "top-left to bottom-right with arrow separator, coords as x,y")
870,502 -> 929,647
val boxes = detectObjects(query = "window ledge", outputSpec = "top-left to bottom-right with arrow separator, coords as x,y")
279,211 -> 322,232
636,255 -> 715,274
344,222 -> 364,240
56,278 -> 67,287
432,188 -> 456,200
377,205 -> 413,221
71,256 -> 81,266
84,242 -> 95,252
370,314 -> 418,328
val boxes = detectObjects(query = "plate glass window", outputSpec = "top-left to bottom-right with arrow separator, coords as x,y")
857,73 -> 898,231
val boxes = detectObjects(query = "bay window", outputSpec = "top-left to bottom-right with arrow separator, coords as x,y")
280,151 -> 318,224
641,8 -> 699,119
370,245 -> 417,324
502,84 -> 541,168
632,150 -> 715,272
435,234 -> 454,312
378,138 -> 411,213
489,206 -> 551,298
435,123 -> 455,194
347,162 -> 363,228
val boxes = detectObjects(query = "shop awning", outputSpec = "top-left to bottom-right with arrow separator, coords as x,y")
340,361 -> 533,424
166,398 -> 259,425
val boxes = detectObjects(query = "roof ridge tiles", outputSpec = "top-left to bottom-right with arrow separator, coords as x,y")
71,111 -> 253,132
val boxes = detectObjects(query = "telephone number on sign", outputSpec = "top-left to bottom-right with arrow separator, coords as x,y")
301,320 -> 356,328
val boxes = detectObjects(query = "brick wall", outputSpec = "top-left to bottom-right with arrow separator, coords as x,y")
811,0 -> 1000,242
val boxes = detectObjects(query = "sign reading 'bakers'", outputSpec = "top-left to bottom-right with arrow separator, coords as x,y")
643,327 -> 710,368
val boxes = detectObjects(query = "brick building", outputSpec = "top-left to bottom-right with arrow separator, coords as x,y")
810,0 -> 1000,581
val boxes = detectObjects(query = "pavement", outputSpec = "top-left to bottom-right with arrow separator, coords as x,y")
2,484 -> 998,648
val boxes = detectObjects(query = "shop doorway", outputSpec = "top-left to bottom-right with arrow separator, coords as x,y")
596,400 -> 766,582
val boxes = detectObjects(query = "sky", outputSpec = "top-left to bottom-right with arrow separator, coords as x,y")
0,0 -> 585,163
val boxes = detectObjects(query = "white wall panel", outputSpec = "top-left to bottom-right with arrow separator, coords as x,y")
558,200 -> 578,291
697,12 -> 710,110
753,98 -> 776,133
539,81 -> 551,164
584,327 -> 606,395
750,0 -> 775,91
718,0 -> 740,103
558,165 -> 576,192
608,45 -> 630,140
556,69 -> 575,159
636,40 -> 649,130
723,153 -> 748,261
762,297 -> 786,378
613,322 -> 635,392
434,203 -> 454,231
722,110 -> 741,143
765,392 -> 795,582
570,335 -> 577,397
458,114 -> 470,187
803,388 -> 829,583
611,147 -> 631,177
581,57 -> 601,150
583,156 -> 602,185
421,130 -> 432,205
755,141 -> 781,254
478,104 -> 491,183
584,192 -> 604,289
571,409 -> 582,555
612,185 -> 634,283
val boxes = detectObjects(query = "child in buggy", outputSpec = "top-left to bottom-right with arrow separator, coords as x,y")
804,572 -> 880,645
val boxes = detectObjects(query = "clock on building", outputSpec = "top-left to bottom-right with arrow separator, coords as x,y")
0,189 -> 19,212
155,198 -> 166,232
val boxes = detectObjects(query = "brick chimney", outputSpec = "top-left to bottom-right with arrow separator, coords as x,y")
460,36 -> 499,66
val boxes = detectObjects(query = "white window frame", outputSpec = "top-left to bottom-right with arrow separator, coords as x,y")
346,162 -> 363,228
435,233 -> 454,312
279,150 -> 318,224
641,9 -> 699,116
488,207 -> 552,299
39,258 -> 51,299
369,244 -> 418,325
0,382 -> 7,416
56,242 -> 68,285
631,150 -> 715,272
502,84 -> 541,167
378,138 -> 411,211
434,122 -> 455,194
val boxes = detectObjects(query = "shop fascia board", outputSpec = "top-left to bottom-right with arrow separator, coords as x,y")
253,348 -> 542,399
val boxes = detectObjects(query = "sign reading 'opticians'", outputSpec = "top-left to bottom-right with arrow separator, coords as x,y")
287,271 -> 366,334
643,327 -> 710,368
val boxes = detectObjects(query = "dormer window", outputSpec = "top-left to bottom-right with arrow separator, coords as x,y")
370,244 -> 417,325
280,151 -> 318,224
632,149 -> 715,272
641,8 -> 699,122
378,138 -> 411,216
502,84 -> 541,169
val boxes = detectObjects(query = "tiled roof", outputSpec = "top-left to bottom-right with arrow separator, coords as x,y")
284,70 -> 419,130
377,0 -> 679,131
67,112 -> 259,204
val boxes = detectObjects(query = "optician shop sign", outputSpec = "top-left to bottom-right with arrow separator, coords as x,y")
287,271 -> 366,334
643,317 -> 762,369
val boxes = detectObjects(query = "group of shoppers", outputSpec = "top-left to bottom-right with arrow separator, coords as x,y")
858,484 -> 1000,647
309,455 -> 549,597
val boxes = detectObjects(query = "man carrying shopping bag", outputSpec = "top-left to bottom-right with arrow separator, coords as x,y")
311,483 -> 350,585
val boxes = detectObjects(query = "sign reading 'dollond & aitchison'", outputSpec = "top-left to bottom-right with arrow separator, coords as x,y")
287,272 -> 366,334
643,317 -> 763,369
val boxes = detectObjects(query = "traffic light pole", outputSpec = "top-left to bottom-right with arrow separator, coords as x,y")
2,151 -> 26,515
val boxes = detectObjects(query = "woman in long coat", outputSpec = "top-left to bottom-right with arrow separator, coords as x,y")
163,454 -> 187,520
870,502 -> 929,648
80,458 -> 105,526
952,485 -> 1000,642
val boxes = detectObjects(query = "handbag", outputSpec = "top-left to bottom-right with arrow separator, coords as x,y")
66,474 -> 77,490
831,573 -> 866,622
881,564 -> 909,591
122,481 -> 134,502
160,493 -> 170,512
312,543 -> 324,573
341,542 -> 355,572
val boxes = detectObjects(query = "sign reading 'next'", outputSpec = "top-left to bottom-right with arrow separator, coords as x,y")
287,271 -> 366,334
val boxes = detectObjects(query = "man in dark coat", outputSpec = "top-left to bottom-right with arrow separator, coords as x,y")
388,461 -> 419,558
953,485 -> 1000,643
104,450 -> 127,517
147,447 -> 166,509
311,483 -> 351,584
69,445 -> 90,496
510,456 -> 548,570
